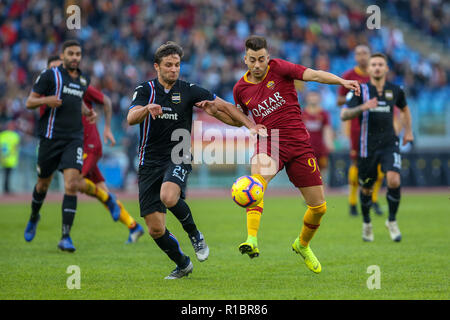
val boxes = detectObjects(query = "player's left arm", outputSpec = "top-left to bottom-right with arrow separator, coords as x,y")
399,106 -> 413,145
302,69 -> 360,96
85,85 -> 116,146
396,87 -> 413,146
101,95 -> 116,146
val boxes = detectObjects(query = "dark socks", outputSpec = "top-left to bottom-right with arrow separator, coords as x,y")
62,194 -> 77,238
387,187 -> 401,222
360,191 -> 372,223
30,186 -> 47,222
168,199 -> 198,238
153,229 -> 188,267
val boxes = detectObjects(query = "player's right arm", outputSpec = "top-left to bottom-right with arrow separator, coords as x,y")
337,71 -> 351,106
26,69 -> 61,109
127,84 -> 162,125
198,99 -> 242,126
196,97 -> 267,136
26,93 -> 62,109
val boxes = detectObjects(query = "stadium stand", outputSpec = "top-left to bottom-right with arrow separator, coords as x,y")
0,0 -> 448,190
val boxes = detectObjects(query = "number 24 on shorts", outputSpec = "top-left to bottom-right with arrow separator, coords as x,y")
172,165 -> 187,182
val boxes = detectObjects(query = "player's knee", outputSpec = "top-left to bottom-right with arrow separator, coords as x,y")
308,201 -> 327,216
64,178 -> 79,194
160,192 -> 179,208
387,176 -> 400,189
36,179 -> 51,193
148,225 -> 165,239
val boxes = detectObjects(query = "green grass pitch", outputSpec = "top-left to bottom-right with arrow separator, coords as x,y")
0,193 -> 448,300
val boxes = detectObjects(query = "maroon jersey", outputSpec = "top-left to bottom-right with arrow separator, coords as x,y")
303,109 -> 330,158
233,59 -> 322,188
338,67 -> 369,159
233,58 -> 309,144
82,85 -> 104,155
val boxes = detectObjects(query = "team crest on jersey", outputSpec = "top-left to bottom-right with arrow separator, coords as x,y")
266,81 -> 275,89
171,92 -> 181,104
385,90 -> 393,100
79,76 -> 87,86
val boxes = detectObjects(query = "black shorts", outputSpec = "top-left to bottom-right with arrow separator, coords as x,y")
358,146 -> 402,188
37,138 -> 84,178
138,162 -> 192,217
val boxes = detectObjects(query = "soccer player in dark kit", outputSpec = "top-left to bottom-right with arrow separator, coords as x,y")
127,41 -> 259,279
23,40 -> 96,252
46,56 -> 144,244
337,45 -> 385,217
341,53 -> 414,242
196,35 -> 360,274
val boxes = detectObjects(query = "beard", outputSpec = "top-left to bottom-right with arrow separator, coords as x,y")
64,59 -> 79,71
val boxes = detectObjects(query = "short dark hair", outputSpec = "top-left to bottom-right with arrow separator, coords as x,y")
370,52 -> 388,62
47,55 -> 61,66
62,39 -> 81,52
245,35 -> 267,52
154,41 -> 184,65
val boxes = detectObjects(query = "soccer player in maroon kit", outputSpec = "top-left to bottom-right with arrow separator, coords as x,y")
197,36 -> 360,273
337,45 -> 384,217
46,57 -> 144,243
302,91 -> 334,184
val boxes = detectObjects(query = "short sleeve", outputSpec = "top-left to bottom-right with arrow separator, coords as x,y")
271,58 -> 307,81
32,69 -> 54,96
395,87 -> 407,109
84,85 -> 104,105
233,84 -> 248,115
129,83 -> 150,110
345,86 -> 363,109
189,83 -> 215,105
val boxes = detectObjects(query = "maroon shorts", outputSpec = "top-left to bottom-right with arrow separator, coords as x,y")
82,152 -> 105,184
254,137 -> 323,188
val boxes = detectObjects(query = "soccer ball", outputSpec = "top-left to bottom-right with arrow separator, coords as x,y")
231,175 -> 264,208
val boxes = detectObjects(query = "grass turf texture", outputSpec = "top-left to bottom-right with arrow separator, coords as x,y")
0,193 -> 448,300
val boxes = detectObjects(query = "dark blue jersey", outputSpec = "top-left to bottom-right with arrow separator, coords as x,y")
32,65 -> 90,140
346,81 -> 407,158
130,78 -> 215,167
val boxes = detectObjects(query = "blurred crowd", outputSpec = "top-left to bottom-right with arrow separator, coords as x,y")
373,0 -> 450,48
0,0 -> 449,147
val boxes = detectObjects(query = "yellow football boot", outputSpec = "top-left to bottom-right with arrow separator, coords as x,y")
292,237 -> 322,274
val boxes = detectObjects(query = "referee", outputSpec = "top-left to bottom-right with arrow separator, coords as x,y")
128,41 -> 232,279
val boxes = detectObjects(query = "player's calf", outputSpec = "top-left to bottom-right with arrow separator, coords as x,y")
359,187 -> 373,223
25,177 -> 52,242
386,171 -> 401,222
299,201 -> 326,247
